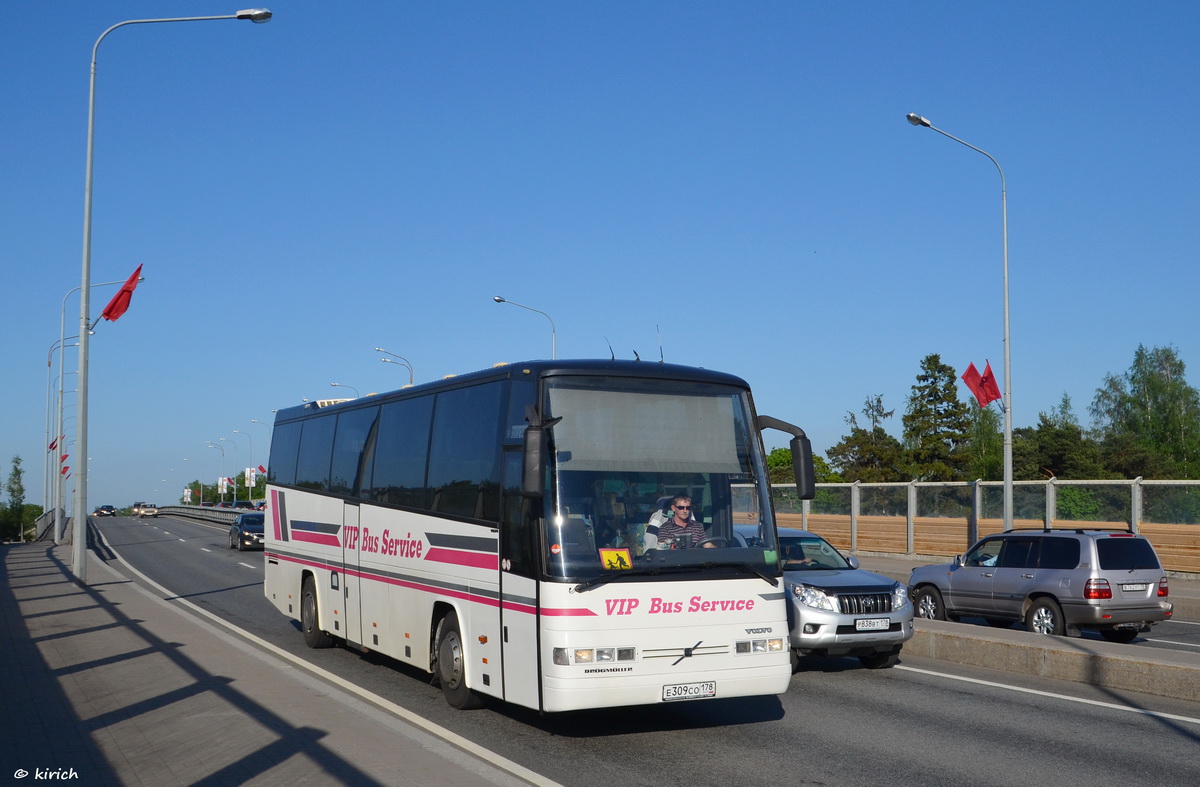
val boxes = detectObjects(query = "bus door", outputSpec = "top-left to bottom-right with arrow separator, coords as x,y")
342,502 -> 363,647
499,451 -> 540,708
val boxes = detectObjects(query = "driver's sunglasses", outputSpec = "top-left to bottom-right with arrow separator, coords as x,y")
674,505 -> 691,510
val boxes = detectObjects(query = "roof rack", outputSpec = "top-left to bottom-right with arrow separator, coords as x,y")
1003,524 -> 1135,534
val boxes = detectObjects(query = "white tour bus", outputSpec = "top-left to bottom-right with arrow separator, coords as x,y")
264,359 -> 814,712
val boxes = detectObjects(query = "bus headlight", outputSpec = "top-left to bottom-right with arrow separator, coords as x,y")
735,638 -> 785,654
553,646 -> 636,665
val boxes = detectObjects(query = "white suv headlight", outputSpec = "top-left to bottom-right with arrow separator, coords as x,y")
892,583 -> 911,610
791,584 -> 836,611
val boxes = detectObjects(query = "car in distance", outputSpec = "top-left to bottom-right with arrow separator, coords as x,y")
93,505 -> 116,517
229,513 -> 265,551
131,502 -> 145,516
231,500 -> 256,510
138,503 -> 159,518
736,526 -> 914,669
909,528 -> 1172,642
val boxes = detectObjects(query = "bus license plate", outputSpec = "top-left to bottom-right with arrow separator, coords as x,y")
855,618 -> 889,631
662,681 -> 716,702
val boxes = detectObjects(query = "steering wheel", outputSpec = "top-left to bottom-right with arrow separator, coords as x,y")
696,537 -> 730,548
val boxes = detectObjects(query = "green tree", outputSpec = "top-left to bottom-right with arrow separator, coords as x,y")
767,447 -> 839,484
901,354 -> 970,481
4,455 -> 28,541
963,401 -> 1003,481
827,396 -> 907,482
1090,344 -> 1200,478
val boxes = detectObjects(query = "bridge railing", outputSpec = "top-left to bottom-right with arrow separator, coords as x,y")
759,478 -> 1200,575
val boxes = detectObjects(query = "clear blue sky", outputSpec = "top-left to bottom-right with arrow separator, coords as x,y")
3,2 -> 1197,510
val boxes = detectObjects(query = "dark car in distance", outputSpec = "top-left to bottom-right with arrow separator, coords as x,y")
94,505 -> 116,517
229,513 -> 265,551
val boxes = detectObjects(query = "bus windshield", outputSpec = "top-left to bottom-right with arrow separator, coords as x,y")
541,376 -> 779,581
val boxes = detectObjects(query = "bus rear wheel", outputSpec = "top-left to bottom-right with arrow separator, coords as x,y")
435,611 -> 484,710
301,576 -> 334,649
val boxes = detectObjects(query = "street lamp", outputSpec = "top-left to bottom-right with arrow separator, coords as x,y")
330,382 -> 360,398
207,442 -> 226,504
73,8 -> 272,581
47,277 -> 134,532
906,112 -> 1013,530
493,296 -> 557,359
233,429 -> 253,470
374,347 -> 415,385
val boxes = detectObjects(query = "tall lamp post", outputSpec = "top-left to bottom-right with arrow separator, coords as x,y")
73,8 -> 272,581
906,112 -> 1013,530
374,347 -> 415,385
207,442 -> 226,503
493,296 -> 556,360
48,276 -> 141,532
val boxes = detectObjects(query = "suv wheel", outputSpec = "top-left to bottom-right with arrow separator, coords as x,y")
1025,598 -> 1065,636
913,586 -> 946,620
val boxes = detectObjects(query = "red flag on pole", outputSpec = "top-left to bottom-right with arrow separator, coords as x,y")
258,465 -> 266,474
962,362 -> 1003,408
100,264 -> 143,322
61,465 -> 70,475
48,437 -> 58,451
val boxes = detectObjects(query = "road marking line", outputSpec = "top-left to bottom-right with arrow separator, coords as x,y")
1144,639 -> 1200,649
238,562 -> 257,569
896,665 -> 1200,726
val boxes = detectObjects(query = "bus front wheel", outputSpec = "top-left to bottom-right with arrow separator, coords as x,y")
435,611 -> 485,710
301,576 -> 334,649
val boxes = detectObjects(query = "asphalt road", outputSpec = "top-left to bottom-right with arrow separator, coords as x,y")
93,515 -> 1200,787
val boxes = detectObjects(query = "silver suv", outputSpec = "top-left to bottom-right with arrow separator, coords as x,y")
739,526 -> 914,669
910,528 -> 1173,642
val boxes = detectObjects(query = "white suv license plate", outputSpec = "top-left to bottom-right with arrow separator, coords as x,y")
855,618 -> 890,631
662,681 -> 716,702
1121,583 -> 1148,592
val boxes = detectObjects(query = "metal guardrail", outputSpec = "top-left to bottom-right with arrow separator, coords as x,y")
158,505 -> 242,526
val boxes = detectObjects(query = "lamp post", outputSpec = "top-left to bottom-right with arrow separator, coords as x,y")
374,347 -> 415,385
207,442 -> 226,504
221,435 -> 244,498
47,277 -> 138,528
330,382 -> 360,398
232,429 -> 253,472
493,296 -> 556,359
73,8 -> 272,581
906,112 -> 1013,530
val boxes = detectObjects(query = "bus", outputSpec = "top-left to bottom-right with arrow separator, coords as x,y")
264,359 -> 814,712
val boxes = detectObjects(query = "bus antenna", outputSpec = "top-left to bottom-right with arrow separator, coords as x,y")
657,325 -> 664,363
604,337 -> 615,361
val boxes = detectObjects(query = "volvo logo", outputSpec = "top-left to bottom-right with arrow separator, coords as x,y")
744,627 -> 773,634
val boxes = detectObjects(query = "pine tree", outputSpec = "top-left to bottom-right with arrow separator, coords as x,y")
901,355 -> 970,481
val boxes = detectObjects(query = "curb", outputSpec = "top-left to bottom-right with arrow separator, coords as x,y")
906,618 -> 1200,703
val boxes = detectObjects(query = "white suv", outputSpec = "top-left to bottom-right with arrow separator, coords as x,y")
910,528 -> 1172,642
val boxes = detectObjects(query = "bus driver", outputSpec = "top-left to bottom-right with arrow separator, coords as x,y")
645,495 -> 707,550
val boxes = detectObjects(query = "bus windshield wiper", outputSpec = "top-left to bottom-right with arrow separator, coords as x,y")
574,566 -> 694,593
699,561 -> 780,587
574,562 -> 780,592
